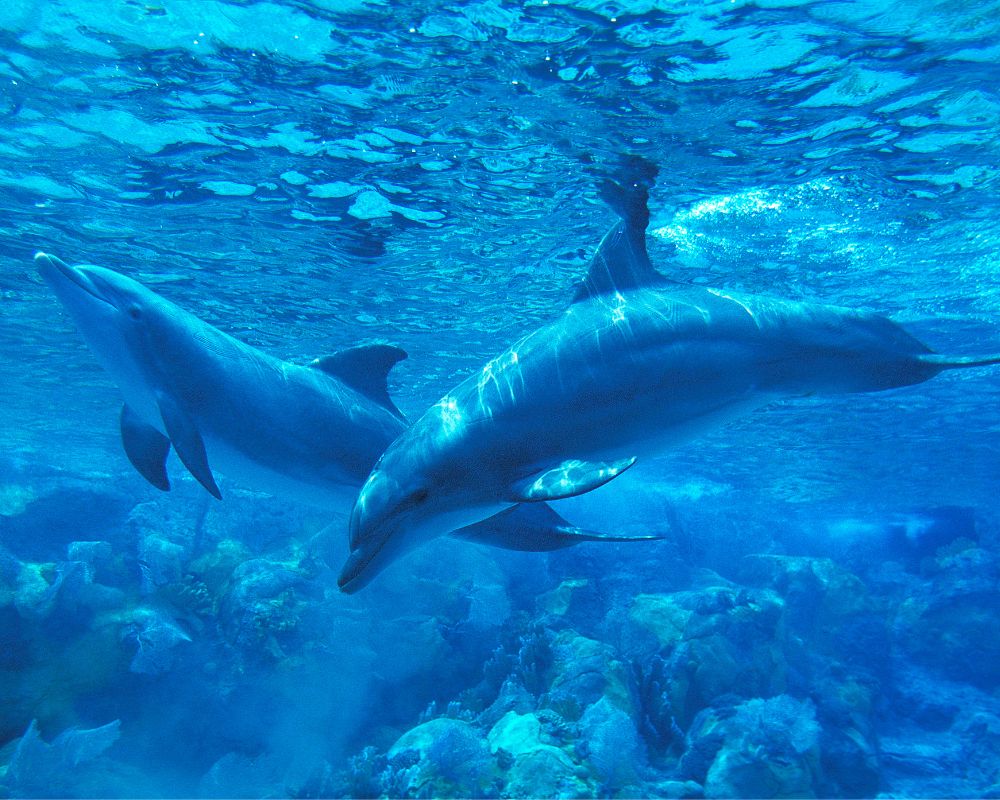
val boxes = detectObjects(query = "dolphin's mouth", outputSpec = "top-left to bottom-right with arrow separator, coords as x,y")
337,534 -> 389,594
35,252 -> 112,306
338,498 -> 396,593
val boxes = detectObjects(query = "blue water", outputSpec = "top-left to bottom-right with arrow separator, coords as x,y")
2,0 -> 1000,796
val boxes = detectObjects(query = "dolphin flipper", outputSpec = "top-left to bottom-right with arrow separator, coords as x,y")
453,503 -> 663,552
310,344 -> 408,421
156,392 -> 222,500
120,404 -> 171,492
509,457 -> 637,502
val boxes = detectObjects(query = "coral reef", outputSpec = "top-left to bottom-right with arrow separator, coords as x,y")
2,468 -> 998,798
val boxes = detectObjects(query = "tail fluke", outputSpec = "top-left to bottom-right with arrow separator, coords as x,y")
919,353 -> 1000,370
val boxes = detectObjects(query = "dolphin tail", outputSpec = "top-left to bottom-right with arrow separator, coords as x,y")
553,527 -> 666,545
918,353 -> 1000,371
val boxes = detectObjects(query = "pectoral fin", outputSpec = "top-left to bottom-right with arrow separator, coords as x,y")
509,457 -> 637,502
453,502 -> 663,552
156,393 -> 221,500
120,405 -> 171,492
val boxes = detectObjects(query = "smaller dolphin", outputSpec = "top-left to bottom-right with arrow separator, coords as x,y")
37,252 -> 404,509
341,163 -> 1000,592
37,252 -> 654,558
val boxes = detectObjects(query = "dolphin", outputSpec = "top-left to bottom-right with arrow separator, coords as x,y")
36,252 -> 404,508
36,252 -> 653,555
341,163 -> 1000,592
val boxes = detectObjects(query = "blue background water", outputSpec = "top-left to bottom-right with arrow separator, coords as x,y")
1,0 -> 1000,796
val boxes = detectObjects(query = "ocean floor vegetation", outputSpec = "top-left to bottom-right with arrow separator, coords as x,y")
3,455 -> 999,798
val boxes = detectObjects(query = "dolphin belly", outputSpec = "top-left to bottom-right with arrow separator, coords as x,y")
201,435 -> 358,509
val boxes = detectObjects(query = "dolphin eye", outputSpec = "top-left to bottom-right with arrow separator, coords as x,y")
128,304 -> 142,320
401,488 -> 429,509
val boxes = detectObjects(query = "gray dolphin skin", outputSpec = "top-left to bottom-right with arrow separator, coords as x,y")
341,165 -> 1000,593
36,252 -> 652,556
36,252 -> 407,508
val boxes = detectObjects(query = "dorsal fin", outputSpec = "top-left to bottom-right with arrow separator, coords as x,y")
310,344 -> 407,420
573,156 -> 672,303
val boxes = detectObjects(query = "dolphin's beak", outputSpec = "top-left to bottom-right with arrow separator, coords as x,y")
35,252 -> 109,305
338,500 -> 393,594
337,546 -> 378,594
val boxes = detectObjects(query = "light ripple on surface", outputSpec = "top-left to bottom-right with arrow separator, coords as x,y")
0,0 -> 998,503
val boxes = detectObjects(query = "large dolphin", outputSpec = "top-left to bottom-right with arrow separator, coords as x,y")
341,165 -> 1000,592
36,252 -> 652,555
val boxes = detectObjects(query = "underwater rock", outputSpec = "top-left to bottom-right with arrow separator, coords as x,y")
0,484 -> 133,562
741,555 -> 872,622
479,676 -> 538,726
488,710 -> 543,757
740,555 -> 885,794
118,605 -> 192,675
186,538 -> 251,597
65,540 -> 122,589
578,696 -> 646,793
631,653 -> 685,759
219,556 -> 317,659
817,717 -> 881,797
475,622 -> 555,721
465,580 -> 512,631
893,545 -> 1000,688
198,751 -> 284,798
386,717 -> 496,797
534,573 -> 638,641
686,695 -> 821,798
487,711 -> 592,799
8,559 -> 54,619
3,718 -> 121,798
200,494 -> 310,555
626,582 -> 786,727
503,744 -> 593,799
66,540 -> 112,566
647,779 -> 705,798
544,630 -> 631,720
537,578 -> 592,619
339,746 -> 388,799
878,729 -> 968,797
137,532 -> 187,592
741,554 -> 887,672
10,557 -> 122,623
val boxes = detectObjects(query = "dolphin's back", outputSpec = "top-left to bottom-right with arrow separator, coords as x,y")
172,328 -> 406,488
731,292 -> 937,393
428,281 -> 943,474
